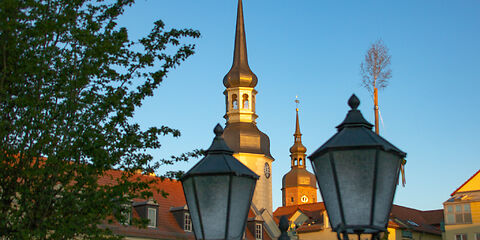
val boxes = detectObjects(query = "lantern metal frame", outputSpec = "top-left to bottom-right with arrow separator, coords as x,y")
181,124 -> 259,240
308,95 -> 406,240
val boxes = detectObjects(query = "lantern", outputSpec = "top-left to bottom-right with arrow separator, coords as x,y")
181,124 -> 259,240
309,95 -> 406,240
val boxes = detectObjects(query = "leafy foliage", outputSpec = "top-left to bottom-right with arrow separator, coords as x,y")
0,0 -> 200,239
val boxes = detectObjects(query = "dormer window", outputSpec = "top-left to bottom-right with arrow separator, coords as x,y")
133,199 -> 158,228
184,212 -> 192,232
255,223 -> 262,240
147,207 -> 157,228
121,204 -> 131,225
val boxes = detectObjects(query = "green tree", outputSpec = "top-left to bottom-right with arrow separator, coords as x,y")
0,0 -> 200,239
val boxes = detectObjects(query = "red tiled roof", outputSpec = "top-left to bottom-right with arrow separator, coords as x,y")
390,205 -> 443,235
421,210 -> 444,225
296,224 -> 324,233
451,169 -> 480,196
98,170 -> 194,239
273,203 -> 443,236
273,202 -> 325,220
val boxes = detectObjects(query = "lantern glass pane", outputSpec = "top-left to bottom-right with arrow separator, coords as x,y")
194,175 -> 229,240
183,178 -> 203,239
333,149 -> 376,227
227,176 -> 256,239
373,151 -> 402,227
311,153 -> 342,230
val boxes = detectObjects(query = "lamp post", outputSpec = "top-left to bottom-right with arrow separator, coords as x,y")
308,94 -> 406,240
181,124 -> 259,240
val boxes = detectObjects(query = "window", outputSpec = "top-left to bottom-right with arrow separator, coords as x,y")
406,220 -> 419,227
299,158 -> 303,166
456,234 -> 467,240
252,95 -> 255,111
291,197 -> 294,202
232,94 -> 238,109
255,223 -> 262,240
147,208 -> 157,227
446,204 -> 472,224
476,233 -> 480,240
242,94 -> 249,109
121,205 -> 131,225
184,212 -> 192,232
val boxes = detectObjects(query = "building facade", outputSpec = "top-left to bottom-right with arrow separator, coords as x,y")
273,202 -> 443,240
443,169 -> 480,240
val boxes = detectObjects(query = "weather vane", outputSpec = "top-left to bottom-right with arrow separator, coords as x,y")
295,95 -> 300,112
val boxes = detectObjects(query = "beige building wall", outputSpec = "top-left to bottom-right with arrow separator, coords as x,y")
444,201 -> 480,240
235,152 -> 273,214
283,186 -> 317,206
443,170 -> 480,240
297,227 -> 441,240
444,223 -> 480,240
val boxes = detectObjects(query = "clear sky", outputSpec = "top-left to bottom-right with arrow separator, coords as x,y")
117,0 -> 480,211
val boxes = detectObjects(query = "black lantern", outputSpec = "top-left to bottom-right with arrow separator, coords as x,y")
308,95 -> 406,240
181,124 -> 259,240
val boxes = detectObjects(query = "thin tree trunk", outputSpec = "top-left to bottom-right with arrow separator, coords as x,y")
374,87 -> 379,135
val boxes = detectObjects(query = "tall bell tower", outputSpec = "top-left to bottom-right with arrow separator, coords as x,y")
282,103 -> 317,206
222,0 -> 274,214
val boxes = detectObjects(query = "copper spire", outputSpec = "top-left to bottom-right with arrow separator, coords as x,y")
223,0 -> 258,88
294,109 -> 302,138
290,102 -> 306,155
294,97 -> 301,138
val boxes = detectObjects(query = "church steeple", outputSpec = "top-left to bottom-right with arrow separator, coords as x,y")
221,0 -> 274,214
223,0 -> 258,88
289,104 -> 307,168
281,100 -> 317,206
223,0 -> 258,124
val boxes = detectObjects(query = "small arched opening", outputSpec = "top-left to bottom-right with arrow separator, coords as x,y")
242,94 -> 249,109
232,94 -> 238,109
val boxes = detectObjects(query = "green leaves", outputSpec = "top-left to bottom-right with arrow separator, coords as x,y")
0,0 -> 200,239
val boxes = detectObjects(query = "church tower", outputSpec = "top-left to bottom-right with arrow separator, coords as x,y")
222,0 -> 274,214
282,105 -> 317,206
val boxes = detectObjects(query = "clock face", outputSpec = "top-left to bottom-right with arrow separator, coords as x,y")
301,195 -> 308,203
264,163 -> 270,179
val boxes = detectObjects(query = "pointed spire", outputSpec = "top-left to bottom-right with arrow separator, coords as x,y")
290,103 -> 306,155
223,0 -> 258,88
294,108 -> 301,137
294,97 -> 302,138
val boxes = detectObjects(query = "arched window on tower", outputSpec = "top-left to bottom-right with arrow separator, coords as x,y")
299,158 -> 303,166
232,94 -> 238,109
294,158 -> 297,166
252,95 -> 256,112
242,94 -> 249,109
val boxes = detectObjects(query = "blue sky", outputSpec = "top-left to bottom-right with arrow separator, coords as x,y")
118,0 -> 480,211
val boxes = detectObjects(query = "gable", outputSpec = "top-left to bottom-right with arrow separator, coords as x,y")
452,169 -> 480,195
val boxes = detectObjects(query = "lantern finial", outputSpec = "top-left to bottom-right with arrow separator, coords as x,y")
214,123 -> 224,136
348,94 -> 360,110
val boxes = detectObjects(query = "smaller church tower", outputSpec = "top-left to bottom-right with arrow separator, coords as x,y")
282,105 -> 317,206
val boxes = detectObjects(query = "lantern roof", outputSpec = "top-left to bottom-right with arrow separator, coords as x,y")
309,94 -> 406,159
181,124 -> 259,179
